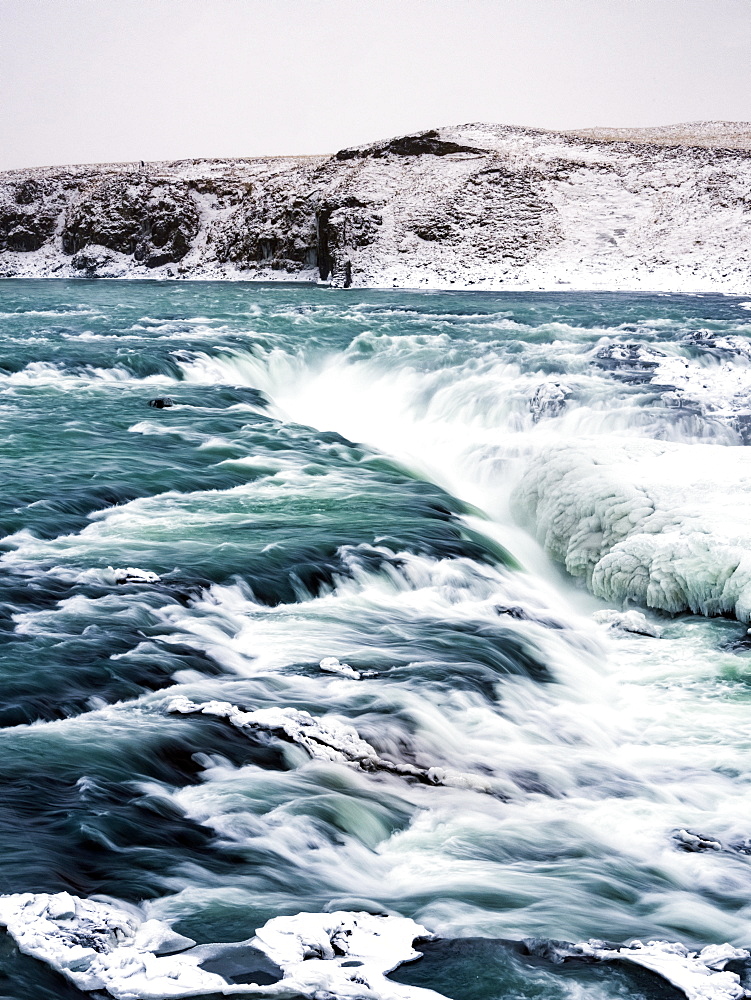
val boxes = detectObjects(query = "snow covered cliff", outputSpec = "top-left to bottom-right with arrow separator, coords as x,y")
1,122 -> 750,292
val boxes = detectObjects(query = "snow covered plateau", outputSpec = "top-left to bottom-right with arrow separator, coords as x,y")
1,121 -> 750,292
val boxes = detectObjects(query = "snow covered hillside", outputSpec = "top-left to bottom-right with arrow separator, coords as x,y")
1,122 -> 750,291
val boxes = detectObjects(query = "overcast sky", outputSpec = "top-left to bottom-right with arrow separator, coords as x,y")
1,0 -> 749,170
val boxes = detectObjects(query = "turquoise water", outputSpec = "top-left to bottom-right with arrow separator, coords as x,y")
0,280 -> 750,999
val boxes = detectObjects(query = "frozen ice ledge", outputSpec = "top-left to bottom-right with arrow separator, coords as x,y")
1,121 -> 751,292
0,892 -> 748,1000
513,437 -> 751,621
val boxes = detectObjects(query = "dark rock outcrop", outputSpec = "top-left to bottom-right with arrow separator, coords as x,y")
0,177 -> 60,252
407,162 -> 559,267
61,174 -> 199,267
210,186 -> 319,273
336,128 -> 486,160
0,205 -> 57,251
316,198 -> 383,284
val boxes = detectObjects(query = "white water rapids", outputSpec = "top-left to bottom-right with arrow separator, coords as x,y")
2,286 -> 750,1000
168,322 -> 751,945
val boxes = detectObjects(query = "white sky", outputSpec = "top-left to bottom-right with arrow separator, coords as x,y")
1,0 -> 749,170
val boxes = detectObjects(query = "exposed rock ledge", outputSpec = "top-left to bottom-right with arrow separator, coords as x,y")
1,121 -> 750,292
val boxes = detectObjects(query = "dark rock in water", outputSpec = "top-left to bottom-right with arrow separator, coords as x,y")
720,626 -> 751,652
112,568 -> 161,585
495,605 -> 530,621
519,937 -> 603,963
148,397 -> 174,409
495,604 -> 566,630
681,329 -> 751,360
673,829 -> 722,852
592,341 -> 664,383
674,828 -> 751,856
530,382 -> 572,421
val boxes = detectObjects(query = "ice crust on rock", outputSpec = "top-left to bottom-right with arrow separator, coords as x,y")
592,341 -> 665,381
592,609 -> 663,637
252,910 -> 445,1000
587,333 -> 751,441
319,655 -> 362,679
572,939 -> 750,1000
529,382 -> 573,421
167,696 -> 497,793
0,891 -> 445,1000
167,694 -> 395,769
514,438 -> 751,620
650,354 -> 751,434
111,567 -> 162,585
672,829 -> 751,856
4,892 -> 749,1000
674,829 -> 723,853
0,891 -> 228,999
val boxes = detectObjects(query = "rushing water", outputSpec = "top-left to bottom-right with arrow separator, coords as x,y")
0,279 -> 750,1000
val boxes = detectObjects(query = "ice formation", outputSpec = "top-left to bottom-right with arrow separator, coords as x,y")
167,696 -> 496,793
573,939 -> 750,1000
319,655 -> 362,679
3,891 -> 749,1000
0,891 -> 234,999
0,892 -> 444,1000
514,438 -> 751,620
592,609 -> 663,637
252,910 -> 444,1000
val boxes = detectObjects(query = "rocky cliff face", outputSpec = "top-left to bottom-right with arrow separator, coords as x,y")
1,122 -> 750,292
